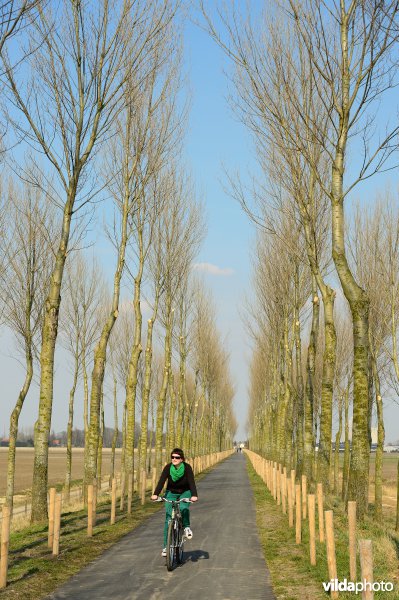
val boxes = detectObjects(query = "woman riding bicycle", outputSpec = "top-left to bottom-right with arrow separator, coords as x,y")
151,448 -> 198,557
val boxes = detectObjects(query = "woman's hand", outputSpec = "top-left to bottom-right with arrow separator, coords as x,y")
151,494 -> 158,501
191,496 -> 198,502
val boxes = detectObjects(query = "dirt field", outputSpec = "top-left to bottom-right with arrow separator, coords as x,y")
0,448 -> 123,496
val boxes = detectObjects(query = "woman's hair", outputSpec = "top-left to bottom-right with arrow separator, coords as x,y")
170,447 -> 185,460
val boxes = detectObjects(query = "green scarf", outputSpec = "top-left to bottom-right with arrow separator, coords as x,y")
170,461 -> 185,482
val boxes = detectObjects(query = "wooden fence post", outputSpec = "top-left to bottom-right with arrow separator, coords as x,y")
288,478 -> 294,527
308,494 -> 316,565
87,484 -> 93,537
348,501 -> 357,581
111,478 -> 116,524
282,473 -> 287,514
52,494 -> 62,556
291,469 -> 296,506
359,539 -> 373,600
317,483 -> 325,543
277,466 -> 281,505
0,506 -> 10,589
325,510 -> 338,599
295,484 -> 301,544
48,487 -> 56,549
302,474 -> 307,519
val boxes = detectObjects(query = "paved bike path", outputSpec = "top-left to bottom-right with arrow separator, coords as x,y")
48,453 -> 275,600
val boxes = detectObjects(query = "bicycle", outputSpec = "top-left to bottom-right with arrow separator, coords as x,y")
156,497 -> 192,571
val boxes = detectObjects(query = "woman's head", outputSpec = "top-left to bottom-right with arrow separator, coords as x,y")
170,447 -> 185,462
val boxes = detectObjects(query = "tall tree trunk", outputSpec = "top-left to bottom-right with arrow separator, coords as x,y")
304,279 -> 319,480
317,287 -> 336,490
334,393 -> 343,494
6,343 -> 33,511
294,266 -> 304,476
97,393 -> 104,483
332,198 -> 370,518
124,268 -> 144,496
31,192 -> 75,521
371,351 -> 384,522
64,351 -> 79,502
154,296 -> 173,473
139,317 -> 155,481
166,371 -> 177,453
342,386 -> 350,501
110,375 -> 118,485
84,187 -> 129,488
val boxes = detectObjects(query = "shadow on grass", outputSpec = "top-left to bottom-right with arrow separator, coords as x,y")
10,536 -> 47,554
8,566 -> 40,583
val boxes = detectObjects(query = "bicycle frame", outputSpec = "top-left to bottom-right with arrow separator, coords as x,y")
158,497 -> 191,571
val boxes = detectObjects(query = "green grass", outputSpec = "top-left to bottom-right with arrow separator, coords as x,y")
246,458 -> 399,600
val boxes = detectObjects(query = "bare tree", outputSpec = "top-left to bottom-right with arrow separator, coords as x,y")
60,255 -> 105,501
0,179 -> 56,511
153,171 -> 204,472
1,0 -> 175,521
84,4 -> 181,492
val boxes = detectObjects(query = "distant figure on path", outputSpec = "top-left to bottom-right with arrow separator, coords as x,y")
151,448 -> 198,557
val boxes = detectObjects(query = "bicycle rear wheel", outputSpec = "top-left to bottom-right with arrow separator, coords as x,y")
166,520 -> 176,571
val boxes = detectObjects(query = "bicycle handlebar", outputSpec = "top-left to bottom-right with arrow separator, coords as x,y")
153,496 -> 193,504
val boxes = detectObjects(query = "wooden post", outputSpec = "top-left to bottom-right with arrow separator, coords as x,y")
291,469 -> 296,506
52,494 -> 62,556
325,510 -> 338,599
140,470 -> 146,505
359,539 -> 373,600
317,483 -> 325,542
127,473 -> 133,515
276,466 -> 281,505
288,478 -> 294,527
273,466 -> 277,500
348,501 -> 357,581
281,473 -> 287,514
48,487 -> 56,549
295,484 -> 301,544
87,484 -> 93,537
111,478 -> 116,525
308,494 -> 316,565
0,506 -> 10,589
301,474 -> 307,519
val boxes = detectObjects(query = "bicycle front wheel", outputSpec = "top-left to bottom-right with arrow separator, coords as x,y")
166,520 -> 176,571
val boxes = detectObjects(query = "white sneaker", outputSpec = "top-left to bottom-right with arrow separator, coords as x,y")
184,527 -> 193,539
161,548 -> 167,557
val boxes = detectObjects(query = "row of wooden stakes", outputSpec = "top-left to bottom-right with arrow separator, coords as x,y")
0,449 -> 233,589
245,450 -> 376,600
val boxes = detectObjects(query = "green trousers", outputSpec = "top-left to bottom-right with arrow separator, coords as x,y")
163,490 -> 192,546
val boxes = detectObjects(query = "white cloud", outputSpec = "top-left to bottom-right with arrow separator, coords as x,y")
193,262 -> 234,276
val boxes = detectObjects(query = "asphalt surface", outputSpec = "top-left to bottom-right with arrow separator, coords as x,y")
47,453 -> 276,600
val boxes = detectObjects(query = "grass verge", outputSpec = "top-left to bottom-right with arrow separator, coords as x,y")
246,458 -> 399,600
